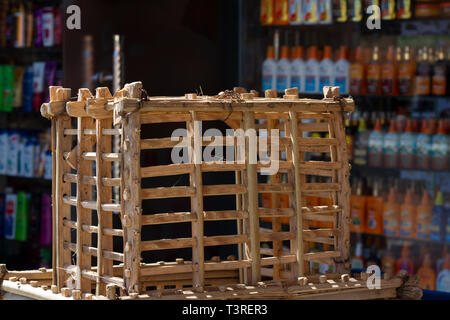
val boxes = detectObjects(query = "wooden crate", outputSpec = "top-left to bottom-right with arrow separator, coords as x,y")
34,82 -> 358,299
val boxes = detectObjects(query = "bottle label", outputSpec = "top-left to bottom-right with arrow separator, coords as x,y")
276,75 -> 288,92
303,0 -> 318,23
350,64 -> 363,94
334,77 -> 347,94
262,75 -> 274,91
381,0 -> 396,20
348,0 -> 363,22
416,135 -> 431,156
381,64 -> 395,95
397,0 -> 412,19
432,64 -> 447,95
318,0 -> 331,22
399,209 -> 412,236
366,64 -> 380,95
383,210 -> 397,236
415,76 -> 431,95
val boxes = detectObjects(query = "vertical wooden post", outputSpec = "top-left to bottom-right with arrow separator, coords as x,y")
289,110 -> 304,277
76,116 -> 95,293
243,111 -> 260,284
332,111 -> 351,274
267,119 -> 282,280
122,82 -> 142,294
187,111 -> 205,290
49,85 -> 61,287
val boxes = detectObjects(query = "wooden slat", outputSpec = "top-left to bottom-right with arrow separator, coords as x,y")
64,242 -> 124,262
203,235 -> 248,247
243,111 -> 260,284
141,164 -> 194,178
122,82 -> 142,294
188,111 -> 205,290
257,184 -> 294,193
141,212 -> 194,225
62,219 -> 124,237
298,122 -> 330,132
55,115 -> 72,290
81,270 -> 124,288
258,208 -> 294,218
303,251 -> 341,262
260,232 -> 295,242
141,186 -> 195,199
204,210 -> 248,221
62,196 -> 120,211
76,116 -> 95,293
301,183 -> 341,192
298,161 -> 342,170
63,173 -> 120,187
141,137 -> 187,150
203,184 -> 246,196
141,238 -> 193,251
298,137 -> 338,146
289,110 -> 304,277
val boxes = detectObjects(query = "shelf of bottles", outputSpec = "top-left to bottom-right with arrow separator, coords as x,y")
0,0 -> 63,271
247,0 -> 450,293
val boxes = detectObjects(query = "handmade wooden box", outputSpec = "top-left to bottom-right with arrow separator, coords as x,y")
33,82 -> 359,299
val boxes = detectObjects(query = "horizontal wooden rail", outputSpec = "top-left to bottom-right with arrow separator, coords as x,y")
298,161 -> 342,170
63,242 -> 124,262
259,231 -> 295,242
141,210 -> 248,225
141,164 -> 194,178
63,128 -> 121,136
260,254 -> 297,266
301,205 -> 341,214
62,219 -> 124,237
80,269 -> 124,287
298,122 -> 330,132
63,173 -> 121,187
63,152 -> 121,162
141,186 -> 195,199
301,183 -> 341,192
303,251 -> 341,262
62,195 -> 121,212
257,184 -> 294,193
203,184 -> 246,196
203,235 -> 247,247
258,208 -> 295,218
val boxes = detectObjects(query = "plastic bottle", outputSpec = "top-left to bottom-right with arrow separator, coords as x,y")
383,120 -> 400,168
319,45 -> 334,92
304,46 -> 319,93
20,132 -> 34,177
383,187 -> 400,236
381,0 -> 396,20
366,46 -> 381,95
432,47 -> 447,96
290,46 -> 305,93
399,189 -> 416,237
318,0 -> 332,24
332,0 -> 347,22
430,191 -> 445,242
368,119 -> 384,167
0,129 -> 8,174
15,191 -> 29,242
396,243 -> 414,275
416,119 -> 433,170
414,47 -> 431,96
353,117 -> 370,165
350,178 -> 366,233
14,0 -> 25,48
351,241 -> 365,270
431,119 -> 449,171
348,0 -> 363,21
303,0 -> 318,24
40,193 -> 52,246
381,46 -> 397,95
42,6 -> 54,47
366,179 -> 384,235
381,244 -> 396,279
398,46 -> 415,96
349,46 -> 366,95
4,188 -> 17,240
262,46 -> 277,92
416,191 -> 432,239
276,46 -> 291,93
445,194 -> 450,244
399,119 -> 416,169
289,0 -> 303,24
333,46 -> 350,95
436,254 -> 450,293
274,0 -> 290,25
7,130 -> 20,176
261,0 -> 275,25
396,0 -> 412,19
417,253 -> 436,290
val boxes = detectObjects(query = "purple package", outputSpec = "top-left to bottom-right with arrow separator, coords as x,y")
40,194 -> 52,246
34,9 -> 43,47
43,61 -> 57,103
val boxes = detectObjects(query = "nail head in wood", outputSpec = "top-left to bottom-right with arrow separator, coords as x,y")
211,256 -> 220,263
250,90 -> 259,97
233,87 -> 247,94
285,87 -> 298,96
8,276 -> 17,282
84,293 -> 93,300
227,255 -> 236,261
360,272 -> 368,281
49,86 -> 62,101
319,275 -> 327,284
19,277 -> 27,284
30,281 -> 38,288
41,285 -> 48,291
61,287 -> 71,297
176,258 -> 185,265
241,93 -> 253,100
38,267 -> 47,272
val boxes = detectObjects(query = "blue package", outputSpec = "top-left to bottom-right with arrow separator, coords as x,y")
22,66 -> 34,113
0,193 -> 4,238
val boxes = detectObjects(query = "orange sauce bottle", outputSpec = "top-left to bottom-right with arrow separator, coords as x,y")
416,190 -> 432,239
366,46 -> 381,95
398,46 -> 416,96
399,189 -> 416,238
381,46 -> 397,96
350,179 -> 366,233
349,46 -> 366,95
365,179 -> 384,235
383,187 -> 400,236
417,253 -> 436,290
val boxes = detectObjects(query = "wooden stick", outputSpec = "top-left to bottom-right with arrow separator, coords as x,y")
289,110 -> 305,277
122,82 -> 142,294
243,111 -> 260,284
76,116 -> 95,293
187,111 -> 205,290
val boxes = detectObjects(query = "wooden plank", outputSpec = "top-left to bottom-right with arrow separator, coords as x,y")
62,196 -> 120,211
289,110 -> 304,277
55,116 -> 72,290
122,82 -> 142,294
63,173 -> 120,187
95,117 -> 114,295
141,164 -> 194,178
141,186 -> 195,199
187,111 -> 205,290
203,184 -> 246,196
76,116 -> 95,294
141,212 -> 195,225
243,111 -> 260,284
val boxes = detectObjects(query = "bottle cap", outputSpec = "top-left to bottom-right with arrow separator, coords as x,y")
280,46 -> 289,59
267,46 -> 274,59
308,46 -> 318,60
323,46 -> 332,60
